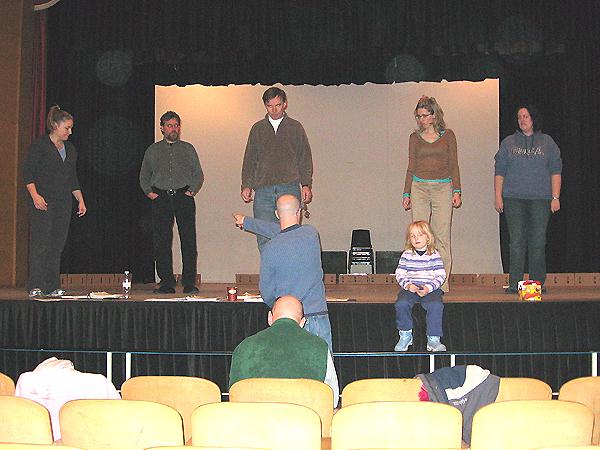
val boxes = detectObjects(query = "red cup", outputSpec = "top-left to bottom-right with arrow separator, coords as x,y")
227,286 -> 238,301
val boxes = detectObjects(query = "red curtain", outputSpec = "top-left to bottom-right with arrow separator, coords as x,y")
32,10 -> 47,139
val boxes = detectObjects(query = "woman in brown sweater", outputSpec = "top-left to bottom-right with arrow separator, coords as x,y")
402,96 -> 461,292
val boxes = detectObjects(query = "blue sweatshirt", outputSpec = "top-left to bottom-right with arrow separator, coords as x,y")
494,130 -> 562,200
243,217 -> 328,316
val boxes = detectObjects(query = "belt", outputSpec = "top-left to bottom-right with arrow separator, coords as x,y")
305,311 -> 328,317
152,186 -> 189,196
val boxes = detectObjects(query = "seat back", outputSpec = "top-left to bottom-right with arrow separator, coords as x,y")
229,377 -> 333,437
495,377 -> 552,401
0,371 -> 15,395
341,378 -> 422,407
0,396 -> 53,444
0,445 -> 82,449
559,376 -> 600,445
351,229 -> 372,248
331,401 -> 462,450
470,400 -> 593,450
59,399 -> 184,449
191,402 -> 321,450
532,447 -> 600,450
121,375 -> 220,442
349,229 -> 374,273
149,447 -> 268,450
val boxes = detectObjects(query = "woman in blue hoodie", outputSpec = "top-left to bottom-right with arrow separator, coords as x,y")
494,105 -> 562,293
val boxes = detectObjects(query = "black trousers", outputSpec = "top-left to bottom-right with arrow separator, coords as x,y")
28,198 -> 72,292
151,191 -> 198,288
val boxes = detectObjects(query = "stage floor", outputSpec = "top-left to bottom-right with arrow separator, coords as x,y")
1,283 -> 599,303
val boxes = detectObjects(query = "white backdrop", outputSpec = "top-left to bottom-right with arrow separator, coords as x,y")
155,80 -> 501,282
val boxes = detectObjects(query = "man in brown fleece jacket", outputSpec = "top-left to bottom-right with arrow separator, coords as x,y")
240,87 -> 314,251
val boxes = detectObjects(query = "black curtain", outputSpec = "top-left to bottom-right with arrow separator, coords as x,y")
1,301 -> 598,391
45,0 -> 600,278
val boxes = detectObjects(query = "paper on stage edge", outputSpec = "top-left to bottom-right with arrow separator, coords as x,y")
143,297 -> 221,302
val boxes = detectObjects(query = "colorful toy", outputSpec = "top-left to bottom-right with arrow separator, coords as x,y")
518,280 -> 542,301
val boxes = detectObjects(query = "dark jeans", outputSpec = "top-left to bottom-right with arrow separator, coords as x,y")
253,182 -> 301,252
503,197 -> 552,289
151,191 -> 197,288
394,288 -> 444,336
28,198 -> 72,292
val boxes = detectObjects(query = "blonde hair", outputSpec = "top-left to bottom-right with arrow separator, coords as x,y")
46,105 -> 73,132
404,220 -> 437,254
414,95 -> 446,134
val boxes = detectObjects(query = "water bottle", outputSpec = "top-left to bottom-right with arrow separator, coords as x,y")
122,271 -> 131,299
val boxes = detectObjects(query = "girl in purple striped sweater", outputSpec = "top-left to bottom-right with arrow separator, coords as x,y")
394,220 -> 447,352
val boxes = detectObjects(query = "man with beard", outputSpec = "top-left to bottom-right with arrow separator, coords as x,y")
140,111 -> 204,294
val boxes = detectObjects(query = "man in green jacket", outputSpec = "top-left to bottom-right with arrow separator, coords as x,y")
228,295 -> 338,407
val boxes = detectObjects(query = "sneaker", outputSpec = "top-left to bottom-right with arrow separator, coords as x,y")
394,330 -> 413,352
46,289 -> 66,297
28,288 -> 44,298
427,336 -> 447,352
183,285 -> 199,295
153,285 -> 176,294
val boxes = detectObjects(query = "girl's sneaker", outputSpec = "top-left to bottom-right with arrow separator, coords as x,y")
394,329 -> 413,352
427,336 -> 446,352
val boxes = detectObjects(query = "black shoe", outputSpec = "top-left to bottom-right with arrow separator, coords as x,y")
504,287 -> 518,294
153,285 -> 175,294
183,285 -> 199,295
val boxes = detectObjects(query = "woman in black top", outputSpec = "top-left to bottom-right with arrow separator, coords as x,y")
23,106 -> 86,297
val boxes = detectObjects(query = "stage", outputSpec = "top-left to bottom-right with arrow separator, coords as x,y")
1,283 -> 599,395
2,282 -> 600,303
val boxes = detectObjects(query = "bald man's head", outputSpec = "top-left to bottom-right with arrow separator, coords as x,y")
268,295 -> 305,326
276,194 -> 301,220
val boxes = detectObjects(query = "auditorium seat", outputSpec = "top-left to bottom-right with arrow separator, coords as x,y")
0,396 -> 53,445
0,371 -> 15,395
0,445 -> 82,449
559,376 -> 600,445
59,399 -> 184,449
330,402 -> 462,450
121,375 -> 220,443
495,377 -> 552,401
341,376 -> 552,408
532,447 -> 600,449
229,377 -> 334,437
15,357 -> 121,441
341,378 -> 422,406
191,402 -> 321,450
148,447 -> 268,450
470,400 -> 593,450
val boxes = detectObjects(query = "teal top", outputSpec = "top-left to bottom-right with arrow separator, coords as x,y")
413,175 -> 452,183
403,176 -> 461,197
403,128 -> 461,196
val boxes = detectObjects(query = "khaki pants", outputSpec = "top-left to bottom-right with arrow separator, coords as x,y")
410,181 -> 453,291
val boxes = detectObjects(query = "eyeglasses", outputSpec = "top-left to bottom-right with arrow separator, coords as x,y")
415,113 -> 433,120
